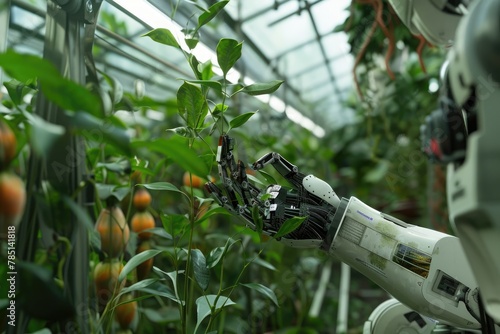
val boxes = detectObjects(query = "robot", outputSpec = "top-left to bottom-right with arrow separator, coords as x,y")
206,0 -> 500,332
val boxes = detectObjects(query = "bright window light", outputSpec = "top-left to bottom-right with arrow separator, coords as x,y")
269,96 -> 286,113
110,0 -> 325,137
428,78 -> 439,93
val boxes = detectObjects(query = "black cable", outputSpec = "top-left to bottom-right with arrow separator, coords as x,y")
478,293 -> 496,334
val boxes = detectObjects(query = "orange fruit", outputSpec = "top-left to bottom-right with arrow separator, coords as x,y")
183,171 -> 203,188
132,188 -> 151,211
131,211 -> 155,240
183,172 -> 216,188
95,206 -> 130,258
0,121 -> 16,171
115,294 -> 137,330
136,241 -> 153,281
94,260 -> 125,312
0,172 -> 26,236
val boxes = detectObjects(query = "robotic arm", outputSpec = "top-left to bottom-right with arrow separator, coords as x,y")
205,1 -> 500,332
205,135 -> 482,331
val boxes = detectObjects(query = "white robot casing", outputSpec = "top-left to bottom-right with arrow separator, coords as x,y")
327,197 -> 480,330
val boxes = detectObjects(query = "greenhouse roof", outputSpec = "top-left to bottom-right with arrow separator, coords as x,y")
5,0 -> 357,136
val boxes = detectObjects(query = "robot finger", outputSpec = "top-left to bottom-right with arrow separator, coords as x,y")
251,152 -> 306,189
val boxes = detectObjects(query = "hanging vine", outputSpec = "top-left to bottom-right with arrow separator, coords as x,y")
340,0 -> 432,98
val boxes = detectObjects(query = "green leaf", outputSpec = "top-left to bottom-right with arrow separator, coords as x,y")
165,126 -> 197,138
140,227 -> 173,239
199,154 -> 215,173
250,257 -> 276,271
4,79 -> 36,105
191,249 -> 210,291
241,283 -> 279,307
196,207 -> 231,225
183,28 -> 200,51
252,205 -> 263,236
143,306 -> 180,324
189,54 -> 203,80
119,249 -> 162,282
95,184 -> 130,202
25,113 -> 66,156
143,28 -> 180,49
212,103 -> 228,116
198,1 -> 229,29
133,137 -> 210,178
273,216 -> 307,239
258,170 -> 278,185
229,112 -> 257,131
141,182 -> 184,194
364,159 -> 390,183
198,60 -> 214,80
185,37 -> 199,49
69,111 -> 131,156
228,83 -> 245,97
206,238 -> 240,268
118,278 -> 160,297
206,247 -> 224,269
16,261 -> 75,321
96,160 -> 131,174
246,173 -> 265,186
216,39 -> 242,76
177,82 -> 209,129
161,213 -> 189,238
0,50 -> 58,82
99,70 -> 124,104
0,50 -> 102,115
195,295 -> 236,333
135,280 -> 181,304
242,80 -> 284,96
185,80 -> 222,94
152,267 -> 185,305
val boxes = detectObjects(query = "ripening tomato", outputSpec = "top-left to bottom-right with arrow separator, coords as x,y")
136,240 -> 153,281
0,172 -> 26,237
95,206 -> 130,258
183,171 -> 203,188
0,121 -> 16,171
132,188 -> 151,212
115,294 -> 137,329
94,260 -> 125,313
131,211 -> 155,240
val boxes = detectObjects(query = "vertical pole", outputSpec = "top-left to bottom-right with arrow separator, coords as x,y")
0,0 -> 10,88
336,263 -> 351,334
13,1 -> 96,333
308,259 -> 333,318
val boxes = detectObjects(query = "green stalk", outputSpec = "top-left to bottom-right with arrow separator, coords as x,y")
182,138 -> 197,334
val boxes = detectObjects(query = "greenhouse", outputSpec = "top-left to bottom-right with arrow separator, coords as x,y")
0,0 -> 499,333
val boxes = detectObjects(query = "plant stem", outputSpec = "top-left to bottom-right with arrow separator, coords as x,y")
182,139 -> 196,334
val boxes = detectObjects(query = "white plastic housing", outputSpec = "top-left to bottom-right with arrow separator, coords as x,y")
328,197 -> 480,329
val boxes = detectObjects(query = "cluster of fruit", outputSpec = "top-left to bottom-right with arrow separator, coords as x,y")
0,120 -> 25,239
93,187 -> 155,331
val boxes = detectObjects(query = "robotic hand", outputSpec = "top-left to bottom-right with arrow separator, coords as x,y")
206,135 -> 483,332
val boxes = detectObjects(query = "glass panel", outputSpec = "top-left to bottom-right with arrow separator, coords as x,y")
311,0 -> 352,35
322,33 -> 351,59
225,0 -> 275,20
241,2 -> 312,59
281,43 -> 323,77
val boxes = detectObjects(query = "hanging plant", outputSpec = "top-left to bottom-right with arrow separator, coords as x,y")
337,0 -> 433,98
